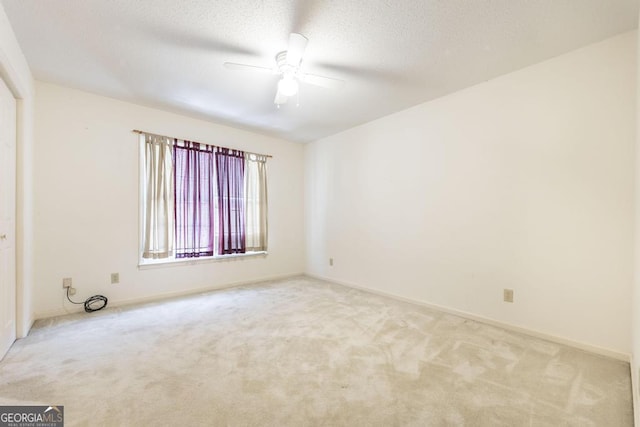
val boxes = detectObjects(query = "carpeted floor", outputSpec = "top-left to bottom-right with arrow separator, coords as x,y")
0,276 -> 632,426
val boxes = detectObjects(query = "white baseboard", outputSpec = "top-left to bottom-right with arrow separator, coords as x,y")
32,271 -> 630,363
33,272 -> 306,321
306,273 -> 630,362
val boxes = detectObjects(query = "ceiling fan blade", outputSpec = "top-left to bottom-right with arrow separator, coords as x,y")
274,88 -> 288,105
286,33 -> 308,67
223,62 -> 275,74
301,73 -> 345,89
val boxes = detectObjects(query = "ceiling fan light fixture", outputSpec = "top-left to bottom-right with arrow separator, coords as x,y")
278,76 -> 298,97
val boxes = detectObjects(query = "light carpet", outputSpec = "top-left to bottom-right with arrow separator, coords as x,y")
0,276 -> 632,426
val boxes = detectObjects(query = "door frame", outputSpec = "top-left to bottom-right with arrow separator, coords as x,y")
0,53 -> 35,338
0,74 -> 16,358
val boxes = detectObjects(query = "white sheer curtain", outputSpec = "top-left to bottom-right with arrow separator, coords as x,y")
244,153 -> 268,251
141,134 -> 174,259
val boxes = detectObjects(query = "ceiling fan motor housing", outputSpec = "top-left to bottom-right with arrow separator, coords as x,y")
276,51 -> 299,74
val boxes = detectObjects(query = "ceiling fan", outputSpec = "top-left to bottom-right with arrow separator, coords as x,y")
224,33 -> 344,107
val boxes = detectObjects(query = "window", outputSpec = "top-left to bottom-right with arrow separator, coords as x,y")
139,133 -> 268,264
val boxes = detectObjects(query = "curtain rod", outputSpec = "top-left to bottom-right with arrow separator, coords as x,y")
132,129 -> 273,159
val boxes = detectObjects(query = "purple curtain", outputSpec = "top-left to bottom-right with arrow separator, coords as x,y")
174,141 -> 215,258
216,148 -> 246,254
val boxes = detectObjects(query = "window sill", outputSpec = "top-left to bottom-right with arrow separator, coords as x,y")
138,251 -> 267,270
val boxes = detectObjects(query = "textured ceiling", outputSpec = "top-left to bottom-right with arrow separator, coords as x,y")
2,0 -> 638,142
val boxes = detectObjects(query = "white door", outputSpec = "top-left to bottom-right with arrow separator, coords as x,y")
0,76 -> 16,360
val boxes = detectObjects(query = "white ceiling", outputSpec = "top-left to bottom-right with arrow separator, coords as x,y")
2,0 -> 638,142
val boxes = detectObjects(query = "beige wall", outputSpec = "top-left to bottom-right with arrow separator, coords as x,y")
33,82 -> 305,318
0,3 -> 35,337
305,31 -> 637,356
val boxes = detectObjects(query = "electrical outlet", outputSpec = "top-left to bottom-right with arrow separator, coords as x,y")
62,277 -> 72,289
111,273 -> 119,284
329,258 -> 334,266
68,287 -> 77,296
503,289 -> 514,303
